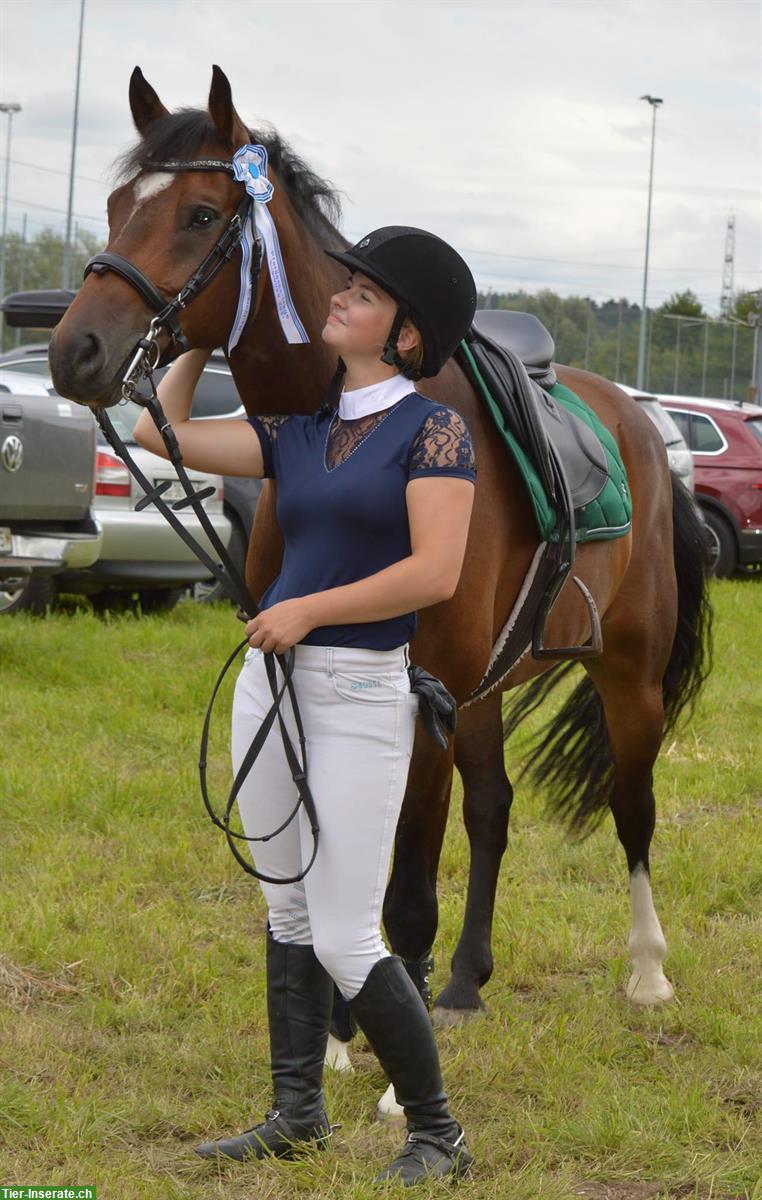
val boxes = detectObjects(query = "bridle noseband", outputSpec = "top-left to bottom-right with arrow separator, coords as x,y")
88,155 -> 319,886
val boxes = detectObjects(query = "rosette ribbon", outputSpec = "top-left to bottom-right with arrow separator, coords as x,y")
228,143 -> 310,353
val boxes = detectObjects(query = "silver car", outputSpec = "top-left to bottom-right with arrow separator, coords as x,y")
616,383 -> 695,492
0,357 -> 231,613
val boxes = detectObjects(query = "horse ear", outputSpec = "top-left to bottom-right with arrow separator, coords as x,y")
129,67 -> 169,135
208,64 -> 249,149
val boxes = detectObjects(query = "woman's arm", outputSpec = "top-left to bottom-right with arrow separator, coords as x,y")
245,476 -> 475,653
132,349 -> 265,478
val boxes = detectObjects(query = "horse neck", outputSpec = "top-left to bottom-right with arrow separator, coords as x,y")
228,207 -> 341,417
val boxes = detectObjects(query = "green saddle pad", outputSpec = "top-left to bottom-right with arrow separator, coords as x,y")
462,343 -> 632,544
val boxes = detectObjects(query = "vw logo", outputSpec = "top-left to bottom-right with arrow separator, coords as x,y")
2,435 -> 23,472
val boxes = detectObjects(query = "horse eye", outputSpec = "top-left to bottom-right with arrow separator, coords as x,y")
190,207 -> 218,229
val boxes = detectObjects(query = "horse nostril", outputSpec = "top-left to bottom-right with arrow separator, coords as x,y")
49,327 -> 109,402
75,331 -> 106,375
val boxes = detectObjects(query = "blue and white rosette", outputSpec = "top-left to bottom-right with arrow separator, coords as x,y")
228,143 -> 310,353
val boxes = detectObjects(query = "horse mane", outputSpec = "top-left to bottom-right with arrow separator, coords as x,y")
113,108 -> 346,247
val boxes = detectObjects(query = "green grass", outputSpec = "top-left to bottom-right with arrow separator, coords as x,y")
0,581 -> 760,1199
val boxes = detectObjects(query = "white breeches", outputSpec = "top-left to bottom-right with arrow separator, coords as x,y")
231,641 -> 419,1000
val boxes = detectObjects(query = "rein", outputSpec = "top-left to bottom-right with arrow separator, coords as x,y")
90,154 -> 320,884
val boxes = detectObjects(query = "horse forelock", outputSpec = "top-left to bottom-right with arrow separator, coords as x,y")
111,107 -> 346,247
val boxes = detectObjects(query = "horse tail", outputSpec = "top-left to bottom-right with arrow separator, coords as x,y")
501,473 -> 713,835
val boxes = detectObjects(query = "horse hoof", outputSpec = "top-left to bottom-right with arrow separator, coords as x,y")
626,971 -> 675,1005
325,1032 -> 354,1072
376,1082 -> 405,1124
431,1002 -> 486,1028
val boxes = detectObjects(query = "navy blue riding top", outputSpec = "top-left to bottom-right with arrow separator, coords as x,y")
247,389 -> 477,649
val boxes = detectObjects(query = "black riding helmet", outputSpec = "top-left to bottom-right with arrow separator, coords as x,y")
325,226 -> 476,379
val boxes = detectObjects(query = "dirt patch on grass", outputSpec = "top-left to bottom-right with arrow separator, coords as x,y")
0,954 -> 85,1010
641,1030 -> 694,1050
715,1071 -> 762,1116
575,1184 -> 747,1200
575,1185 -> 663,1200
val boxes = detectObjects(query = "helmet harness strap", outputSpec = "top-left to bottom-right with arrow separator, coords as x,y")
380,303 -> 409,370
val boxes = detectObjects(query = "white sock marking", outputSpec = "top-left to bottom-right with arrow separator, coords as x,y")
324,1033 -> 353,1072
626,863 -> 674,1004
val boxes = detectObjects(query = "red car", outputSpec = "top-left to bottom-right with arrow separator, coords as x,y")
657,395 -> 762,576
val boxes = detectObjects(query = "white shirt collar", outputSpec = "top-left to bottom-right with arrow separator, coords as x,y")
338,373 -> 416,420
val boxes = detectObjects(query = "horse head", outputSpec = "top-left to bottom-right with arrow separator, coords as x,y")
49,66 -> 335,409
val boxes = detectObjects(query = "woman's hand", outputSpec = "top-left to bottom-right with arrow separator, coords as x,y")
244,598 -> 315,655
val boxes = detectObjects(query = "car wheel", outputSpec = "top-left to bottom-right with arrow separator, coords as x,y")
195,519 -> 248,604
136,587 -> 184,614
0,573 -> 55,616
703,509 -> 737,578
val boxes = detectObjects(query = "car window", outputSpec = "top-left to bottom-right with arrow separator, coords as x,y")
98,400 -> 142,445
147,364 -> 240,418
639,399 -> 684,446
665,408 -> 691,443
691,413 -> 725,453
747,418 -> 762,445
191,370 -> 240,417
0,358 -> 52,376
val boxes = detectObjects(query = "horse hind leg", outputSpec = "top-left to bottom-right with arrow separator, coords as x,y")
588,663 -> 674,1004
512,654 -> 675,1005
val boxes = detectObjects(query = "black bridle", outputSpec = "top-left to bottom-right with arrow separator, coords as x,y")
88,157 -> 320,884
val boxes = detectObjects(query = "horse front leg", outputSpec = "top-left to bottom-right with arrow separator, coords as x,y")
433,692 -> 512,1022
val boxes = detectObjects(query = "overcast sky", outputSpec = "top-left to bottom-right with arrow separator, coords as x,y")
2,0 -> 760,312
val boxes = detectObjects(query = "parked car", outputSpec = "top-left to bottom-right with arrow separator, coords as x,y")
615,384 -> 695,493
58,396 -> 233,612
1,367 -> 103,614
655,395 -> 762,577
0,356 -> 232,614
0,292 -> 262,603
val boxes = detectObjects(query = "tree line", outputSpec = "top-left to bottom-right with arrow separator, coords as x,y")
478,287 -> 759,401
1,227 -> 759,401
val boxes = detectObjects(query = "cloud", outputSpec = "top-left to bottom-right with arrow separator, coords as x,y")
1,0 -> 759,308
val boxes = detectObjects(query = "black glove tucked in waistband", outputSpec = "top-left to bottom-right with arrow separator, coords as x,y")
407,665 -> 457,751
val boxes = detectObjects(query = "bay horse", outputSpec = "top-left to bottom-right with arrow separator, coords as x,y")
48,67 -> 711,1088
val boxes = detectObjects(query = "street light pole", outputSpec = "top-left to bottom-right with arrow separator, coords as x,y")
0,101 -> 22,306
636,94 -> 663,391
62,0 -> 86,291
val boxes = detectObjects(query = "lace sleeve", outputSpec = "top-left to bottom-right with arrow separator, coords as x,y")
408,407 -> 477,482
246,414 -> 293,478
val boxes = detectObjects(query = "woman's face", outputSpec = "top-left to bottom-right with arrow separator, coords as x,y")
321,271 -> 398,359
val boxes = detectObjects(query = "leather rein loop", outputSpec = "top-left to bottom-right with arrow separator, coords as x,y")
91,156 -> 319,884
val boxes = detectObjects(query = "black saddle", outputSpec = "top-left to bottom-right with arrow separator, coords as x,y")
467,314 -> 608,511
458,313 -> 607,662
472,309 -> 556,389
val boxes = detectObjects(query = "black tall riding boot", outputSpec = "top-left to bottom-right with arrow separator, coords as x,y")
195,931 -> 334,1161
348,955 -> 474,1186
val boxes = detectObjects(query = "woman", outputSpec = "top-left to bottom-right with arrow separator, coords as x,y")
134,226 -> 478,1186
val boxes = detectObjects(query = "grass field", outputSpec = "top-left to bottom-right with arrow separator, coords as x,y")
0,579 -> 760,1199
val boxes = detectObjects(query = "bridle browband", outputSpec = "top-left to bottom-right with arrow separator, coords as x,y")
85,159 -> 257,374
89,156 -> 319,885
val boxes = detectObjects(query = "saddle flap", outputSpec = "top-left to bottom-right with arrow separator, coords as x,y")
466,328 -> 609,511
535,388 -> 609,509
